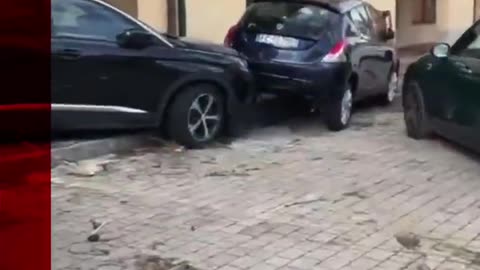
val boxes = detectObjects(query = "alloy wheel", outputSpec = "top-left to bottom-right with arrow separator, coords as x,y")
187,93 -> 222,142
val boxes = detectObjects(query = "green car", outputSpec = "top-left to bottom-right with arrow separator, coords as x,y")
402,20 -> 480,153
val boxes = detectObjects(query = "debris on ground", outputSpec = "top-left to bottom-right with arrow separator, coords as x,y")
284,197 -> 327,208
205,169 -> 250,178
174,147 -> 185,153
416,263 -> 431,270
87,220 -> 108,242
343,191 -> 369,199
62,156 -> 117,177
134,255 -> 198,270
90,219 -> 102,229
394,231 -> 421,250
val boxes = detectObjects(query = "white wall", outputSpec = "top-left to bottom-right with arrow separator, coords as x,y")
396,0 -> 474,47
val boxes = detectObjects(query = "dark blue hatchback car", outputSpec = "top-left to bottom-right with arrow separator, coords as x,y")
226,0 -> 399,131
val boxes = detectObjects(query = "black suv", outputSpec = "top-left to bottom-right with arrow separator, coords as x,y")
226,0 -> 399,130
51,0 -> 253,148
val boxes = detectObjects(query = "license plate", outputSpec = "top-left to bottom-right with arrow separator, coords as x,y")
255,34 -> 299,48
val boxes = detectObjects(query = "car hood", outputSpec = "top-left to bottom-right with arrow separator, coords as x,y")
175,37 -> 240,57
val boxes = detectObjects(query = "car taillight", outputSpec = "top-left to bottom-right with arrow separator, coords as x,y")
224,24 -> 239,47
322,40 -> 347,63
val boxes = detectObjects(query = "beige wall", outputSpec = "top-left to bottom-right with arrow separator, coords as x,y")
396,0 -> 474,47
106,0 -> 168,32
367,0 -> 396,30
104,0 -> 138,17
137,0 -> 168,32
105,0 -> 477,48
185,0 -> 246,44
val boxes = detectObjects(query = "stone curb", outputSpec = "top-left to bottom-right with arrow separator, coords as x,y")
51,135 -> 162,167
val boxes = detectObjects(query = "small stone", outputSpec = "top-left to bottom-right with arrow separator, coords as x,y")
394,231 -> 421,250
88,234 -> 100,242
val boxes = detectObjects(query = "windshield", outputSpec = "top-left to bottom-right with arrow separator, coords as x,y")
452,21 -> 480,58
241,2 -> 342,40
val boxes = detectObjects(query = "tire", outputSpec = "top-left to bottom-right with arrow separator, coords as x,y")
325,83 -> 353,131
166,84 -> 225,148
402,81 -> 432,139
379,69 -> 398,106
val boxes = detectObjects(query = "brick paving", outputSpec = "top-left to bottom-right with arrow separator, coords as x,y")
52,105 -> 480,270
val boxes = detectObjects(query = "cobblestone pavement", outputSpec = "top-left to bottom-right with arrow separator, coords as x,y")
52,102 -> 480,270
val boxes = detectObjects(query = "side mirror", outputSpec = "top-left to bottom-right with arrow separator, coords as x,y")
431,43 -> 450,58
117,29 -> 155,49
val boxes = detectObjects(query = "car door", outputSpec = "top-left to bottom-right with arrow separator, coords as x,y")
446,22 -> 480,151
51,0 -> 175,129
346,5 -> 388,99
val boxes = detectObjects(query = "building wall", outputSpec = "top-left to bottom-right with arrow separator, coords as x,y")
137,0 -> 168,31
105,0 -> 168,32
105,0 -> 476,48
103,0 -> 138,17
367,0 -> 396,30
396,0 -> 474,47
185,0 -> 246,43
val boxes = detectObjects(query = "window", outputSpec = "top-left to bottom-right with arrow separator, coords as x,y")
52,0 -> 140,42
348,6 -> 372,37
413,0 -> 436,24
242,2 -> 342,40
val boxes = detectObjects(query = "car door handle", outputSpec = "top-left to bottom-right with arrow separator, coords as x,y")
454,61 -> 472,74
56,49 -> 82,60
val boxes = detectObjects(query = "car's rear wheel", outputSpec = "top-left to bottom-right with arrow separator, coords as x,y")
325,84 -> 353,131
167,84 -> 225,148
379,70 -> 398,105
403,82 -> 431,139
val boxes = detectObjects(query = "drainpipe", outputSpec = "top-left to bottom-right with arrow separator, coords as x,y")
178,0 -> 186,36
167,0 -> 186,36
167,0 -> 178,35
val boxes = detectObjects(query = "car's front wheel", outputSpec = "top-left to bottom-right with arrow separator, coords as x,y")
325,84 -> 353,131
403,81 -> 432,139
167,84 -> 225,148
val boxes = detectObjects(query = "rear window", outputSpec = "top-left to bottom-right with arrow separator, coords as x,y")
241,2 -> 342,40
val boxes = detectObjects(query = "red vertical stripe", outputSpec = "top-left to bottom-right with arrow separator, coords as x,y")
0,0 -> 51,270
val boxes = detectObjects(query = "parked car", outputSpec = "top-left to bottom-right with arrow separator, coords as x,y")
51,0 -> 254,148
225,0 -> 399,131
402,20 -> 480,153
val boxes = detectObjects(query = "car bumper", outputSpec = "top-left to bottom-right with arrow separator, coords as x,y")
250,62 -> 351,101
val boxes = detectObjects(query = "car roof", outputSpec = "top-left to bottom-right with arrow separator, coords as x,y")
250,0 -> 364,13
